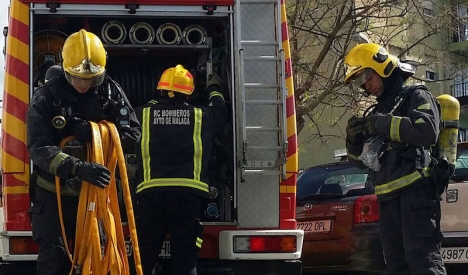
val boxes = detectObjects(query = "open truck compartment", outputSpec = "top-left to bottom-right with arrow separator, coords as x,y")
32,7 -> 235,223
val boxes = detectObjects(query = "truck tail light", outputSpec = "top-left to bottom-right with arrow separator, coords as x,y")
233,236 -> 297,253
9,237 -> 39,254
353,194 -> 379,223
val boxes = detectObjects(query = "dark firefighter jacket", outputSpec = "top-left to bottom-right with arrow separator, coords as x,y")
27,74 -> 142,196
134,90 -> 228,199
346,85 -> 440,202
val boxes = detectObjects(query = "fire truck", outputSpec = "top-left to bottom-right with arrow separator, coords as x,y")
1,0 -> 303,274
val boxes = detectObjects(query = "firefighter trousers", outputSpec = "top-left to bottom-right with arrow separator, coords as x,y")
28,187 -> 79,275
379,178 -> 447,275
136,191 -> 203,275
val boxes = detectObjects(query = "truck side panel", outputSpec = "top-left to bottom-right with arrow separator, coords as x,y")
280,0 -> 298,230
1,1 -> 303,274
2,0 -> 31,232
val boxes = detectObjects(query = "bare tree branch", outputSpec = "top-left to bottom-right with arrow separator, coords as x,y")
288,0 -> 458,137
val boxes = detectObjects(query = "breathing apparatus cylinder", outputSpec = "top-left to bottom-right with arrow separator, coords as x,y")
33,32 -> 66,70
437,94 -> 460,166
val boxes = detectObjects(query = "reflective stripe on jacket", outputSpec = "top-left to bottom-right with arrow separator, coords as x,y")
135,91 -> 228,198
346,87 -> 440,199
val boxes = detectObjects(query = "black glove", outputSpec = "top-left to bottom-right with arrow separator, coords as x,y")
362,114 -> 385,136
207,73 -> 222,87
72,161 -> 111,189
206,73 -> 223,93
69,116 -> 92,143
346,115 -> 365,144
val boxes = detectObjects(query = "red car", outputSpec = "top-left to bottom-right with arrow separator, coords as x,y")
296,160 -> 386,274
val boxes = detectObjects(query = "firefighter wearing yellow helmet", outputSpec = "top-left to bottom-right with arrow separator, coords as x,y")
62,29 -> 107,91
134,64 -> 228,275
343,43 -> 448,275
26,29 -> 141,275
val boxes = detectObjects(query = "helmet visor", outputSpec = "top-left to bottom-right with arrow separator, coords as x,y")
348,68 -> 372,90
67,58 -> 104,76
65,72 -> 105,88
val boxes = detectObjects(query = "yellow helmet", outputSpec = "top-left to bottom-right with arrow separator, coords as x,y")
344,43 -> 398,87
157,64 -> 195,95
62,29 -> 107,87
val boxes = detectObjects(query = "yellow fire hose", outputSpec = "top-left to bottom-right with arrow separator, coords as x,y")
55,121 -> 142,275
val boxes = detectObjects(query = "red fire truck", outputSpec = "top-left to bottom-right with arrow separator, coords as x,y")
1,0 -> 303,274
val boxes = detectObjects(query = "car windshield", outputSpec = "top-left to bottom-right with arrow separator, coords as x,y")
297,162 -> 369,202
453,147 -> 468,181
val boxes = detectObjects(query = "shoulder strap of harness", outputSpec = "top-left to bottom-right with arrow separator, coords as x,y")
43,78 -> 69,130
97,75 -> 126,106
43,77 -> 63,109
402,84 -> 427,96
390,84 -> 428,115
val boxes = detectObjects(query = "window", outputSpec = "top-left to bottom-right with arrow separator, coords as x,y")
456,151 -> 468,169
452,4 -> 468,42
460,128 -> 468,142
453,145 -> 468,181
426,70 -> 437,81
422,1 -> 435,17
296,162 -> 369,201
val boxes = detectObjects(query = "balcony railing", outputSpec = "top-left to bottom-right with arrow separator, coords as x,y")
451,82 -> 468,98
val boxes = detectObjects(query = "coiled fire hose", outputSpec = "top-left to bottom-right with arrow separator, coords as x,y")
129,22 -> 155,45
101,20 -> 128,44
55,121 -> 142,275
156,23 -> 182,45
182,24 -> 207,45
33,32 -> 66,70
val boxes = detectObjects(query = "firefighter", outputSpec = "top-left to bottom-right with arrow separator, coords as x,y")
26,29 -> 141,275
134,64 -> 228,275
343,43 -> 447,275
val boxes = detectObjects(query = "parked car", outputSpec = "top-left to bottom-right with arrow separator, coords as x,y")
440,142 -> 468,275
296,159 -> 386,274
297,142 -> 468,275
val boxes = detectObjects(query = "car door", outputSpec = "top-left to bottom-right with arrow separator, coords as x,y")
440,142 -> 468,264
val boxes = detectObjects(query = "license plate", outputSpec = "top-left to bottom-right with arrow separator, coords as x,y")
125,240 -> 171,258
297,220 -> 332,234
441,247 -> 468,263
